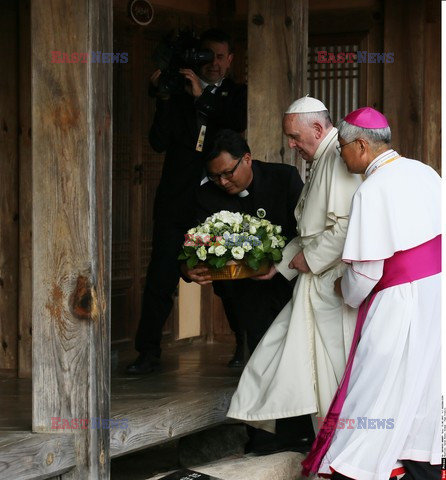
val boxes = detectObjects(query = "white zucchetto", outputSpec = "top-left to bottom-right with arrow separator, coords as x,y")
285,95 -> 328,114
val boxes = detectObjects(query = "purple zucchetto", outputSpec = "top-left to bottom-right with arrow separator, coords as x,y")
344,107 -> 389,129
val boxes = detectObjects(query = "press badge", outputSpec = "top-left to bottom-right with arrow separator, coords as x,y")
196,125 -> 207,152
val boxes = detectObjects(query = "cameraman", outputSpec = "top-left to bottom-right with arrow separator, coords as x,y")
127,28 -> 247,374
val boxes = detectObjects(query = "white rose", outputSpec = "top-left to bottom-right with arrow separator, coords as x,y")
249,225 -> 257,234
215,245 -> 227,257
201,224 -> 210,233
270,236 -> 279,248
275,225 -> 282,234
214,222 -> 225,229
279,239 -> 285,248
197,246 -> 207,261
231,246 -> 245,260
232,223 -> 241,233
266,224 -> 273,233
242,241 -> 252,252
187,228 -> 196,234
208,245 -> 215,254
234,212 -> 243,224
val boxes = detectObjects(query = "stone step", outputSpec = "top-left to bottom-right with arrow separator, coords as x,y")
147,451 -> 309,480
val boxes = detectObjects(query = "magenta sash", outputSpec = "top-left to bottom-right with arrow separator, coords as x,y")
301,234 -> 441,477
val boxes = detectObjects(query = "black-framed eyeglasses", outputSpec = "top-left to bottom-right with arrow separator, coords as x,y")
336,139 -> 357,153
208,155 -> 244,182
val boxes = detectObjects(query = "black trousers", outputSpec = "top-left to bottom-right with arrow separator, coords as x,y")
135,219 -> 188,357
215,274 -> 293,354
331,460 -> 440,480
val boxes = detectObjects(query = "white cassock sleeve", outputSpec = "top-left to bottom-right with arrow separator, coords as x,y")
341,260 -> 384,308
303,217 -> 349,275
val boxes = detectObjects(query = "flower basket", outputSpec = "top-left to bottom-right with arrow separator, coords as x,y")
178,210 -> 286,281
198,259 -> 271,281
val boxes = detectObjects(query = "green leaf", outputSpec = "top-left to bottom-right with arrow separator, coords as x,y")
271,248 -> 282,261
252,247 -> 265,259
186,256 -> 199,269
207,256 -> 219,267
184,246 -> 197,255
178,252 -> 188,260
256,227 -> 266,239
215,257 -> 228,269
246,257 -> 260,270
262,238 -> 272,252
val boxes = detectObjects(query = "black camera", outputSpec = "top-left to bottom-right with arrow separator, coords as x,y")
152,29 -> 214,96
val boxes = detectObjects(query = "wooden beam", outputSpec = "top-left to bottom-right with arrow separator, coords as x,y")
247,0 -> 308,165
0,0 -> 19,376
18,0 -> 33,379
110,388 -> 234,457
31,0 -> 112,478
0,432 -> 76,480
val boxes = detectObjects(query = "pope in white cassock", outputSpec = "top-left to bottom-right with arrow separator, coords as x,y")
227,96 -> 362,430
302,107 -> 441,480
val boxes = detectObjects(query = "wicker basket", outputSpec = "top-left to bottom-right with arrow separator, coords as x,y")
199,259 -> 271,281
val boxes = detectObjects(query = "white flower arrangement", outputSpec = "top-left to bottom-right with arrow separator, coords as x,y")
179,210 -> 286,270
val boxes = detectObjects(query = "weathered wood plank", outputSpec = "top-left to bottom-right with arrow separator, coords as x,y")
247,0 -> 308,165
31,0 -> 112,478
0,0 -> 19,375
0,432 -> 76,480
383,0 -> 423,161
422,0 -> 440,174
110,388 -> 234,457
18,0 -> 33,379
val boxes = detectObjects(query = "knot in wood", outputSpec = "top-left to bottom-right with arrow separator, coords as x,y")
285,16 -> 292,27
252,14 -> 264,26
46,452 -> 54,465
70,276 -> 93,320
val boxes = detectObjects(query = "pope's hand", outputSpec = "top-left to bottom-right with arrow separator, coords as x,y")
252,264 -> 277,281
181,263 -> 212,285
289,251 -> 310,273
180,68 -> 203,97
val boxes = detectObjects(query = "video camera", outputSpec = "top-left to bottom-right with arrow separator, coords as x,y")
152,29 -> 214,96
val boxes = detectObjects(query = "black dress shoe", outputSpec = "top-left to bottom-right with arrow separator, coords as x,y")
245,428 -> 314,456
126,352 -> 161,374
227,344 -> 245,368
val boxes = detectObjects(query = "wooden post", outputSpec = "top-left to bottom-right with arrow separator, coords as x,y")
18,0 -> 33,379
0,0 -> 19,378
32,1 -> 112,478
247,0 -> 308,165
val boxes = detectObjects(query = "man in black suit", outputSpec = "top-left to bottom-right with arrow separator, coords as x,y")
185,129 -> 303,357
127,29 -> 247,375
184,129 -> 315,454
